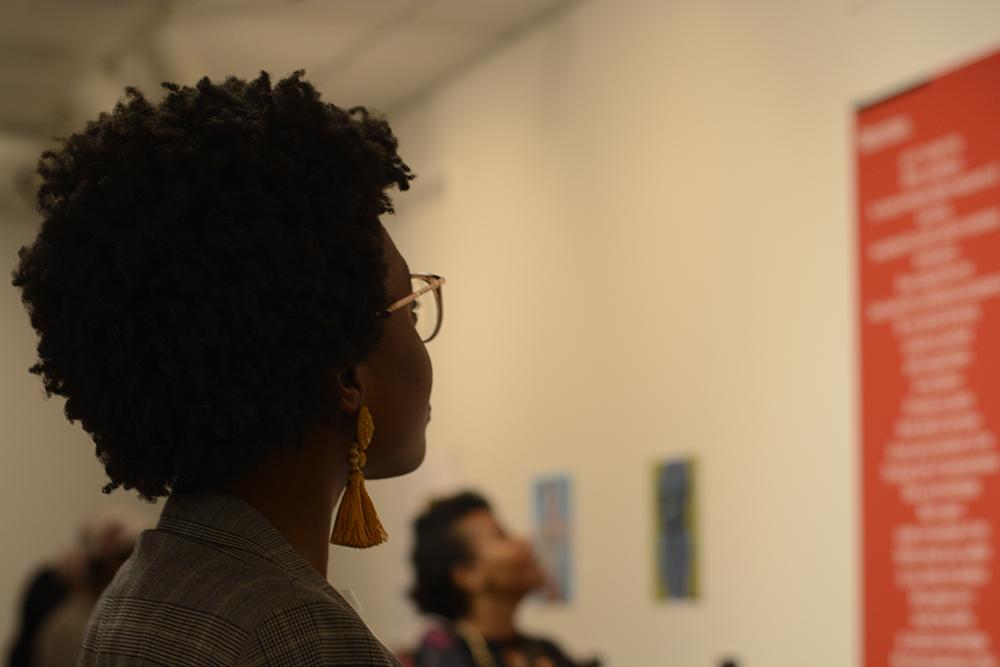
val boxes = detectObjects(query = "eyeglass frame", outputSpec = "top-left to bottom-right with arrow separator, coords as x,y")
385,274 -> 446,343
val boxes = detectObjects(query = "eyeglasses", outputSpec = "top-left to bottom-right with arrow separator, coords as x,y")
386,274 -> 446,343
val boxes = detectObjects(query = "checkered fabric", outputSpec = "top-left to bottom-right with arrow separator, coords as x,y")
77,492 -> 400,666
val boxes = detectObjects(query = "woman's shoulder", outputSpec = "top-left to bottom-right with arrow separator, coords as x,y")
418,624 -> 462,649
412,624 -> 472,667
522,635 -> 600,667
240,595 -> 397,666
82,533 -> 394,666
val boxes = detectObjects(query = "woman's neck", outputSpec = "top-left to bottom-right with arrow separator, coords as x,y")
463,594 -> 522,641
228,426 -> 348,576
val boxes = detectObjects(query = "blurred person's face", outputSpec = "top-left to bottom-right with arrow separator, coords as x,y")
344,228 -> 433,480
453,509 -> 545,600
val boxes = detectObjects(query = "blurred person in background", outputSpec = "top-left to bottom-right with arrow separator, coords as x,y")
408,492 -> 597,667
7,510 -> 144,667
11,71 -> 445,665
7,567 -> 66,667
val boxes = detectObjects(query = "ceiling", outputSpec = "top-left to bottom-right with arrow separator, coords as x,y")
0,0 -> 579,218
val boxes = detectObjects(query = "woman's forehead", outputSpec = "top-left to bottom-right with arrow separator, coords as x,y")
381,229 -> 410,282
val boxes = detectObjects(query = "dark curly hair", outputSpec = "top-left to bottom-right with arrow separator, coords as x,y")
12,71 -> 414,500
409,491 -> 491,620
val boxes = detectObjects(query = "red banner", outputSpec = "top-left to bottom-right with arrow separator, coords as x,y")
859,49 -> 1000,667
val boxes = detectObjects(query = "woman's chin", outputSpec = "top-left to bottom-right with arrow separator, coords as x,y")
365,439 -> 426,480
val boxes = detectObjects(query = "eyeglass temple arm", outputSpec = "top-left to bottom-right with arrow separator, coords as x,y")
385,276 -> 446,314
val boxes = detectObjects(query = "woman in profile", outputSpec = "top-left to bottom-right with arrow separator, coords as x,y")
409,492 -> 596,667
13,71 -> 445,665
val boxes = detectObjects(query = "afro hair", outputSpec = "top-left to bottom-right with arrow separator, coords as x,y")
12,71 -> 414,499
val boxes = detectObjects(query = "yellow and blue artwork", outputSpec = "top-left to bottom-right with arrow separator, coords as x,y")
654,459 -> 698,600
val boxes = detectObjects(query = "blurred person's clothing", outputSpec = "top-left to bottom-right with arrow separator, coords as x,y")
34,593 -> 95,667
413,625 -> 583,667
6,567 -> 69,667
78,492 -> 398,666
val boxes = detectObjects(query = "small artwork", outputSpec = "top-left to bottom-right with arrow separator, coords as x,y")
654,459 -> 698,600
533,475 -> 572,603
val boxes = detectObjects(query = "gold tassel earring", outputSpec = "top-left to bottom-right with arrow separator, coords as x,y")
331,405 -> 388,548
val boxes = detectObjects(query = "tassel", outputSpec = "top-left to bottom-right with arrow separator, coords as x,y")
331,407 -> 388,548
331,469 -> 388,548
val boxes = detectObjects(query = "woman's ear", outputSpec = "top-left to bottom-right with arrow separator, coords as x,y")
452,563 -> 483,595
334,365 -> 366,415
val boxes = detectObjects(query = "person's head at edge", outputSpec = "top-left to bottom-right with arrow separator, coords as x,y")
410,492 -> 545,638
11,71 -> 434,572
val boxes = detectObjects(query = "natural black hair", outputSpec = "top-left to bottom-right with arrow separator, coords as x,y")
12,71 -> 414,500
409,491 -> 491,620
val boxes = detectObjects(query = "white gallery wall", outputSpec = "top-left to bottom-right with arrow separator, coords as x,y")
327,1 -> 1000,665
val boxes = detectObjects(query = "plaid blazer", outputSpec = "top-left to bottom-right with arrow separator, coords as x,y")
77,492 -> 400,666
